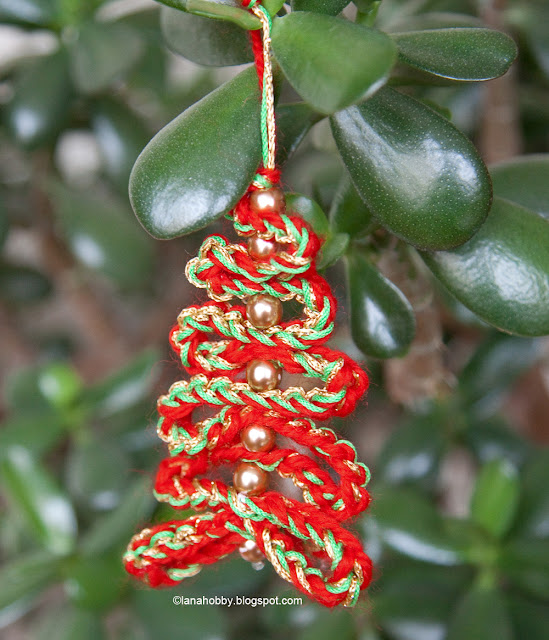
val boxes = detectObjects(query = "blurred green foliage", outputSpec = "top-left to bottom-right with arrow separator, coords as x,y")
1,0 -> 548,639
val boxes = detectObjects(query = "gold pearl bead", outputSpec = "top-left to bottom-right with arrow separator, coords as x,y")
246,294 -> 282,329
241,424 -> 276,452
248,235 -> 277,261
233,462 -> 269,495
239,539 -> 264,563
249,187 -> 286,215
246,360 -> 281,392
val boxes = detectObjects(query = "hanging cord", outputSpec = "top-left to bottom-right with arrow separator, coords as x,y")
244,1 -> 277,183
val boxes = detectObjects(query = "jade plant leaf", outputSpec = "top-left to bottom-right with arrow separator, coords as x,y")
155,0 -> 260,30
1,446 -> 77,555
0,0 -> 57,26
271,13 -> 396,114
447,585 -> 513,640
421,198 -> 549,336
291,0 -> 349,16
470,458 -> 520,539
329,174 -> 375,237
6,49 -> 73,150
392,28 -> 517,81
130,66 -> 262,239
91,98 -> 151,194
69,22 -> 144,94
275,102 -> 323,166
490,155 -> 549,220
160,6 -> 253,66
346,248 -> 415,359
331,87 -> 492,250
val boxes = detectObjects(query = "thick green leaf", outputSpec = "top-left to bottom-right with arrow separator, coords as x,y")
130,67 -> 262,238
470,459 -> 520,539
1,447 -> 77,554
6,49 -> 72,149
447,585 -> 513,640
459,333 -> 540,417
0,0 -> 57,26
329,174 -> 375,237
50,184 -> 154,289
384,11 -> 484,32
0,411 -> 68,459
392,28 -> 517,81
376,413 -> 446,490
331,87 -> 491,249
271,13 -> 396,114
275,102 -> 323,166
69,22 -> 144,94
83,349 -> 159,417
506,591 -> 549,640
156,0 -> 260,29
464,417 -> 531,468
511,451 -> 549,540
0,263 -> 52,304
372,488 -> 468,565
132,587 -> 228,639
161,6 -> 252,66
291,0 -> 349,16
65,435 -> 131,512
421,198 -> 549,336
499,539 -> 549,600
64,555 -> 124,611
346,248 -> 415,359
0,551 -> 60,611
490,155 -> 549,220
80,476 -> 155,556
91,98 -> 151,194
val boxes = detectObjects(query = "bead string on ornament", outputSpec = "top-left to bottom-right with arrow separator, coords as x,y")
124,0 -> 374,608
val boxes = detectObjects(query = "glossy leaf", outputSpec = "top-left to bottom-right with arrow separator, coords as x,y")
471,458 -> 520,539
421,198 -> 549,336
271,13 -> 396,114
83,349 -> 160,418
130,67 -> 262,239
156,0 -> 260,30
372,488 -> 467,565
511,451 -> 549,540
384,11 -> 484,32
331,88 -> 491,249
459,333 -> 540,417
376,413 -> 446,490
1,446 -> 77,554
0,0 -> 57,26
291,0 -> 349,16
499,539 -> 549,600
69,22 -> 144,94
490,154 -> 549,220
161,6 -> 252,66
65,435 -> 131,512
0,263 -> 52,304
329,174 -> 375,237
50,184 -> 154,289
346,248 -> 415,359
506,591 -> 549,640
0,411 -> 68,459
447,585 -> 513,640
392,28 -> 517,81
64,555 -> 124,611
464,417 -> 531,468
6,49 -> 72,149
275,102 -> 322,166
0,551 -> 60,611
80,476 -> 154,556
91,98 -> 151,194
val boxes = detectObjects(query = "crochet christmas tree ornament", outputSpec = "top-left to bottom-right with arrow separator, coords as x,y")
123,0 -> 374,608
